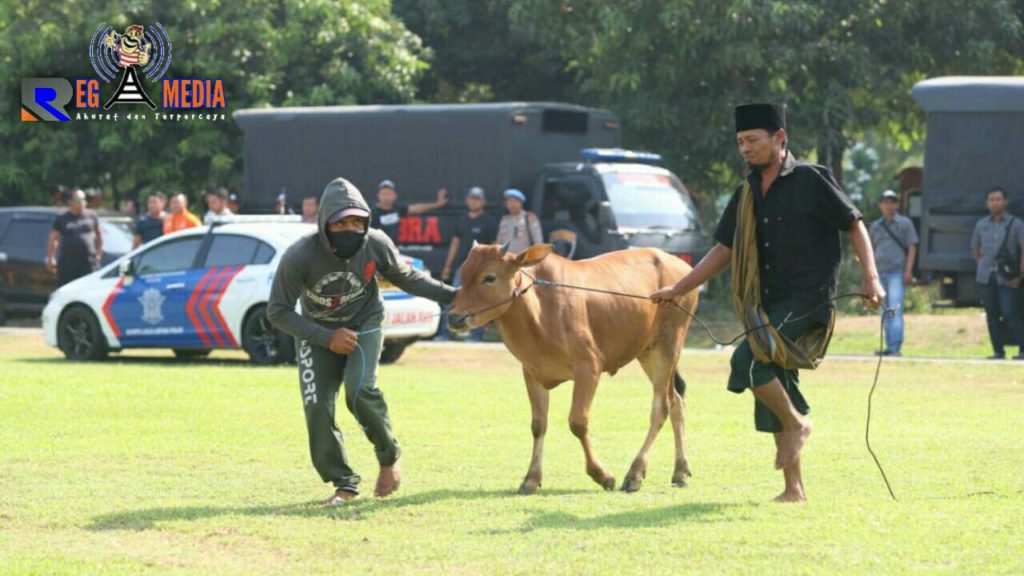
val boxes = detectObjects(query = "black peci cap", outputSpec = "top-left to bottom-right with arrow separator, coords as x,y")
735,103 -> 786,133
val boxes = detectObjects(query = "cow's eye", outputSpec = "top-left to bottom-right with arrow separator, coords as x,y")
482,274 -> 496,284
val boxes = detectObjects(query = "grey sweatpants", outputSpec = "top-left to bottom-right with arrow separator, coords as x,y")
296,327 -> 400,493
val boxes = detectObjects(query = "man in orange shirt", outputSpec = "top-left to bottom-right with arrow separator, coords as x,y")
163,193 -> 202,234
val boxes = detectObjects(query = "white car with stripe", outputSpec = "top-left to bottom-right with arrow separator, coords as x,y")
42,219 -> 440,364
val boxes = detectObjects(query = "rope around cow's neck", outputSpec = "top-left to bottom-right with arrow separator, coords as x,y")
517,269 -> 898,501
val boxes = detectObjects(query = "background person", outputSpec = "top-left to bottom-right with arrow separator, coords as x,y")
46,188 -> 103,285
868,189 -> 919,356
438,186 -> 498,342
132,191 -> 167,249
203,186 -> 234,224
370,179 -> 449,243
302,195 -> 319,224
971,186 -> 1024,360
496,188 -> 542,254
163,193 -> 202,234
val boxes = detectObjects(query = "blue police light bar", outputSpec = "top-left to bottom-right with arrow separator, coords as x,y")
581,148 -> 662,164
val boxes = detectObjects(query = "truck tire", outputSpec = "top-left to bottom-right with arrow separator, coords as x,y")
242,305 -> 295,365
380,340 -> 411,365
57,306 -> 109,361
173,349 -> 212,359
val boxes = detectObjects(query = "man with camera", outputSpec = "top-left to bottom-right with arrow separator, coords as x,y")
971,187 -> 1024,360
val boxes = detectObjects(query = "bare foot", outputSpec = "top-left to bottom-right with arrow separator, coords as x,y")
375,459 -> 402,497
321,489 -> 359,506
775,420 -> 812,469
773,490 -> 806,503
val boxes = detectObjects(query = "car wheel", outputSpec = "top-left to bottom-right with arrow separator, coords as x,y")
173,349 -> 212,359
57,306 -> 109,361
380,340 -> 410,365
242,305 -> 295,365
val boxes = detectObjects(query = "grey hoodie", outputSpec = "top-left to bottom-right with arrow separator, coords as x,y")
268,177 -> 456,349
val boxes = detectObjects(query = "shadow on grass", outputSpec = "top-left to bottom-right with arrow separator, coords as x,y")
484,501 -> 744,534
86,488 -> 590,531
16,356 -> 257,367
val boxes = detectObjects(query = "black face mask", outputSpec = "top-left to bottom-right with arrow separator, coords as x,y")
328,230 -> 364,259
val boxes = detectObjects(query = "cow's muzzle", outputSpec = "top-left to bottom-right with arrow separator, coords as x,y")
447,312 -> 469,332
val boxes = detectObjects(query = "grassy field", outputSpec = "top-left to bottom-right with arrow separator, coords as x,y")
1,328 -> 1022,575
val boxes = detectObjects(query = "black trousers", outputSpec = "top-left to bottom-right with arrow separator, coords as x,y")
296,329 -> 399,493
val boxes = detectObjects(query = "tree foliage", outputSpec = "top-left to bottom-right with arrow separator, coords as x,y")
2,0 -> 1021,210
506,0 -> 1022,196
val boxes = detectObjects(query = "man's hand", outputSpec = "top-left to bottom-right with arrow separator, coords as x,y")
1009,277 -> 1022,289
903,271 -> 914,285
328,328 -> 359,355
436,188 -> 449,206
441,265 -> 452,282
46,257 -> 57,275
650,284 -> 682,305
861,276 -> 885,310
95,254 -> 103,267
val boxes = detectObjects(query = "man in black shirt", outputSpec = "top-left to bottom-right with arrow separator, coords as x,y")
132,191 -> 167,249
438,186 -> 499,341
47,188 -> 103,285
370,179 -> 449,244
651,103 -> 884,502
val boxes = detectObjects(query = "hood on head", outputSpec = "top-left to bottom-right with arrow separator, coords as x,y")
318,177 -> 371,252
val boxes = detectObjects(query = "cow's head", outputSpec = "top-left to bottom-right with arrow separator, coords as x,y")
447,242 -> 553,332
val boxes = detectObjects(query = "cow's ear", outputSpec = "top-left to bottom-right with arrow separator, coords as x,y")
514,243 -> 554,268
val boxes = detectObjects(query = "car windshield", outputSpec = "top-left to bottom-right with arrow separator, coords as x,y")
602,171 -> 700,230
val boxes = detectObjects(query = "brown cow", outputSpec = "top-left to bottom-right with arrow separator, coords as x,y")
447,242 -> 698,493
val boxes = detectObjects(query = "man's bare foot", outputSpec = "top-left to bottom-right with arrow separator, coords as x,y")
773,489 -> 806,503
775,420 -> 812,469
374,460 -> 402,497
321,489 -> 359,507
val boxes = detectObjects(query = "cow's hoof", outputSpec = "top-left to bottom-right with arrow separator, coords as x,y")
671,477 -> 689,488
601,476 -> 616,491
621,476 -> 644,493
518,481 -> 540,495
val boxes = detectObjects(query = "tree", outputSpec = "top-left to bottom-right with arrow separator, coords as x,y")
393,0 -> 576,103
507,0 -> 1022,195
0,0 -> 427,207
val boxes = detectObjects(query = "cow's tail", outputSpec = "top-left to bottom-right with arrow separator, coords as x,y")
673,370 -> 686,396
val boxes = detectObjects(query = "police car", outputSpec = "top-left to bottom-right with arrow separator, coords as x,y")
42,217 -> 440,364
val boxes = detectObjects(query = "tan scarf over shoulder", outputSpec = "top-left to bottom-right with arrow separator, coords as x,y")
731,181 -> 835,369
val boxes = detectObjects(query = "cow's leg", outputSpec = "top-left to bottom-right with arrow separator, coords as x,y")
569,366 -> 615,491
664,326 -> 693,487
518,369 -> 549,495
668,368 -> 692,487
623,350 -> 674,492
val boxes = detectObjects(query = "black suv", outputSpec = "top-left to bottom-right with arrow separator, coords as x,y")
0,207 -> 133,324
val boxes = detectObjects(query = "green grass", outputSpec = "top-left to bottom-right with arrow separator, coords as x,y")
1,333 -> 1022,575
686,304 -> 997,359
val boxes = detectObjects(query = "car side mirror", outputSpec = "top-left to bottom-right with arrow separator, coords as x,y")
119,259 -> 135,277
597,201 -> 616,229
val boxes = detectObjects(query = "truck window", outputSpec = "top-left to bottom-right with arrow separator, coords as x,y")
601,172 -> 700,230
542,110 -> 588,134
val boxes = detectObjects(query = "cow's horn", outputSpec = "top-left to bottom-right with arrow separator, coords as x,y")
472,239 -> 480,249
499,241 -> 510,256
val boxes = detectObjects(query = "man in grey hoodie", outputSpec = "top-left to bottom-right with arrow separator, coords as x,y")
268,177 -> 457,505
